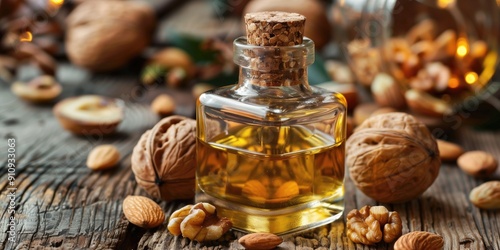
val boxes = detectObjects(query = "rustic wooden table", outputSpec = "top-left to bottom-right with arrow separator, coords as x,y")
1,1 -> 500,249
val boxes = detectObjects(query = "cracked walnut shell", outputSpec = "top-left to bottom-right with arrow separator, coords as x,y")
131,116 -> 197,201
346,112 -> 440,203
347,205 -> 402,245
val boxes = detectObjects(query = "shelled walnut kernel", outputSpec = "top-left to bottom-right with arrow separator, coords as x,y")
346,205 -> 402,245
167,203 -> 232,242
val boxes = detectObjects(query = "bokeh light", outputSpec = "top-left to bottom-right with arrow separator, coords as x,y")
465,72 -> 478,84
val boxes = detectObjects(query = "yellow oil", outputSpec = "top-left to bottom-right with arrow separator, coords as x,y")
196,125 -> 345,234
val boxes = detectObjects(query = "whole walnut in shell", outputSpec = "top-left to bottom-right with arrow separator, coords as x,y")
132,116 -> 196,201
346,112 -> 440,203
65,1 -> 155,71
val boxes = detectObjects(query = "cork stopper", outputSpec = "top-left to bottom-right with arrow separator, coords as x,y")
245,11 -> 305,46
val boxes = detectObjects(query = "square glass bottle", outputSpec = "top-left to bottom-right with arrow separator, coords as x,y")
196,12 -> 347,234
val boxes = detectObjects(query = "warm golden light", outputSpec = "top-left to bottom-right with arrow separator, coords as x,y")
437,0 -> 454,8
456,38 -> 469,57
465,72 -> 478,84
50,0 -> 64,6
448,77 -> 459,88
19,31 -> 32,42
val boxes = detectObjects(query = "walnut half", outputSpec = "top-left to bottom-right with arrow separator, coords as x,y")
168,203 -> 232,242
347,205 -> 402,245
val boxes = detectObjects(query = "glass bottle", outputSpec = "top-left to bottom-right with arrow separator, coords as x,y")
196,12 -> 347,234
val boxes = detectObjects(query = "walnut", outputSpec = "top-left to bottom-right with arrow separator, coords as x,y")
65,1 -> 155,71
131,116 -> 197,201
167,204 -> 193,236
177,203 -> 232,242
346,112 -> 440,203
347,205 -> 402,245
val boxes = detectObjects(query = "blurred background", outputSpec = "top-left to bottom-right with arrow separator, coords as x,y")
1,0 -> 499,133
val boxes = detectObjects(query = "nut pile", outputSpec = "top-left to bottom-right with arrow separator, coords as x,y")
346,205 -> 402,245
347,18 -> 491,117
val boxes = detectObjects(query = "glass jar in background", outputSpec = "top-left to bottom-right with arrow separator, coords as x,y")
333,0 -> 500,128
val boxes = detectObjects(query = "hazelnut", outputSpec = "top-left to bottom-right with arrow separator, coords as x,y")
149,48 -> 195,79
347,113 -> 440,203
53,95 -> 124,135
131,116 -> 197,201
457,151 -> 498,177
151,94 -> 176,116
11,75 -> 61,103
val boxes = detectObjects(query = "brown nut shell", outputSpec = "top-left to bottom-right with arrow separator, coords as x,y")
457,151 -> 498,177
66,1 -> 155,71
347,113 -> 440,203
53,95 -> 124,135
151,94 -> 176,116
131,116 -> 197,201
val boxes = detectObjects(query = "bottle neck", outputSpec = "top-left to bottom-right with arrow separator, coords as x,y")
233,37 -> 314,90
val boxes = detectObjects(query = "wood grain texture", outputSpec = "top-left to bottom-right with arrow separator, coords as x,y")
1,70 -> 500,250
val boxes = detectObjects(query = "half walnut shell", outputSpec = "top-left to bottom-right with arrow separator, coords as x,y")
346,112 -> 440,203
131,115 -> 197,201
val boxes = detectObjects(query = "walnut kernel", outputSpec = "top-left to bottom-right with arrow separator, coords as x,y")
179,203 -> 232,242
347,205 -> 402,245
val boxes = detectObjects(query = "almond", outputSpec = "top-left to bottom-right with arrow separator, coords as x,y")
457,151 -> 498,177
469,181 -> 500,209
86,144 -> 120,170
394,231 -> 444,250
242,180 -> 269,203
239,233 -> 283,250
122,195 -> 165,228
273,181 -> 299,202
436,139 -> 464,162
